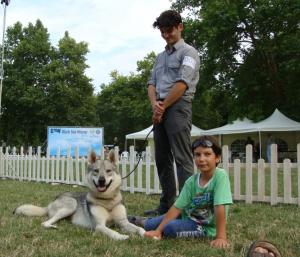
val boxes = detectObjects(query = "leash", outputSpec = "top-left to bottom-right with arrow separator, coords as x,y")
121,125 -> 154,180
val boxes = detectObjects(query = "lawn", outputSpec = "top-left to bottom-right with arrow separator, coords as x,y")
0,179 -> 299,257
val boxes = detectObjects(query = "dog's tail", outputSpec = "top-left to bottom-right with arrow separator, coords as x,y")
13,204 -> 48,217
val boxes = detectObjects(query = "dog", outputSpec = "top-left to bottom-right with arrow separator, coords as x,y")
14,150 -> 145,240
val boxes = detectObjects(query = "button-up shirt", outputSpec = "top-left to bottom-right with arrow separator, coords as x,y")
148,39 -> 200,102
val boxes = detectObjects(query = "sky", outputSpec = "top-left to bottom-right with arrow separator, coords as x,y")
1,0 -> 172,92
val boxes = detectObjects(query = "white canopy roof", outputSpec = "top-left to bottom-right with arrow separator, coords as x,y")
201,109 -> 300,135
126,124 -> 204,140
200,118 -> 254,135
253,109 -> 300,131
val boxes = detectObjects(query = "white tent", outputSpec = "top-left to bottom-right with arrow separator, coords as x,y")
200,118 -> 255,135
201,109 -> 300,135
200,109 -> 300,159
253,109 -> 300,131
126,124 -> 205,140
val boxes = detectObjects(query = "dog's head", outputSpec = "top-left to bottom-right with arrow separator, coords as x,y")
86,150 -> 121,196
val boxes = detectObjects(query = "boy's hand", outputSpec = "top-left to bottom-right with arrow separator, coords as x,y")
144,230 -> 162,240
210,238 -> 230,248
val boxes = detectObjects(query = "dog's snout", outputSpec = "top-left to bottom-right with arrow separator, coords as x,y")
98,176 -> 106,186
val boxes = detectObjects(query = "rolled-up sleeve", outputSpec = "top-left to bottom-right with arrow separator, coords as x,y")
174,48 -> 200,88
147,59 -> 158,86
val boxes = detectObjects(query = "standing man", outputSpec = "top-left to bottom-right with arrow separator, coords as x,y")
145,10 -> 200,216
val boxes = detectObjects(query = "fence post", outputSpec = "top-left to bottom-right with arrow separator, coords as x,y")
75,147 -> 80,184
12,147 -> 16,179
145,146 -> 151,195
37,146 -> 41,182
114,146 -> 119,167
41,156 -> 45,182
20,146 -> 24,180
137,153 -> 143,192
297,143 -> 300,207
233,159 -> 241,201
245,144 -> 253,203
283,159 -> 292,204
67,147 -> 73,184
270,144 -> 278,205
222,145 -> 229,174
0,146 -> 3,178
28,147 -> 32,181
46,148 -> 50,182
129,146 -> 135,193
257,159 -> 265,202
121,155 -> 127,191
55,147 -> 61,182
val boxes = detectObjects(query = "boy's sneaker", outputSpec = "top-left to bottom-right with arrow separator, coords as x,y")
127,215 -> 146,227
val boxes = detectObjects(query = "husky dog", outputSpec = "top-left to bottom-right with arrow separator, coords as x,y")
14,151 -> 145,240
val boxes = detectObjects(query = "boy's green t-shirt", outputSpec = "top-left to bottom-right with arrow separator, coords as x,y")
174,167 -> 233,237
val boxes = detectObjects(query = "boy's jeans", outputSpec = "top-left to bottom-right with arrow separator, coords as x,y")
144,215 -> 207,238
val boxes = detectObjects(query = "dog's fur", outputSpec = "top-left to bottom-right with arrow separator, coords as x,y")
14,150 -> 145,240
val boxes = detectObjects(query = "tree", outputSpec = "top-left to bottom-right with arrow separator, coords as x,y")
44,31 -> 97,127
96,53 -> 155,149
172,0 -> 300,123
0,21 -> 97,146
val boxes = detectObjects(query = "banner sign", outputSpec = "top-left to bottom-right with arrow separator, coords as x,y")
47,127 -> 103,157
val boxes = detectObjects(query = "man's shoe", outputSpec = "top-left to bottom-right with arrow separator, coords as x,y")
144,207 -> 168,216
127,215 -> 146,227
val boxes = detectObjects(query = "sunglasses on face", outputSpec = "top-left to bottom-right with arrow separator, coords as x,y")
192,139 -> 213,150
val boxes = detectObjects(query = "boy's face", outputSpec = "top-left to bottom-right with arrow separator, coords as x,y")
160,23 -> 183,47
193,146 -> 220,173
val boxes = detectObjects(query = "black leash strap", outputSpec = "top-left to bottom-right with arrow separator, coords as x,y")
121,125 -> 154,180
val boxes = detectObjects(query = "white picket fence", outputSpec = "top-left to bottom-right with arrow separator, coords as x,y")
0,144 -> 299,206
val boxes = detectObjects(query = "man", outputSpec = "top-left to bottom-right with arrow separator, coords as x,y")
145,10 -> 200,216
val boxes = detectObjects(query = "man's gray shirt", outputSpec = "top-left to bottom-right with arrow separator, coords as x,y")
148,39 -> 200,102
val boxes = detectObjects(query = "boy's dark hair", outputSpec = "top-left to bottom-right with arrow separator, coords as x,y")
192,135 -> 222,157
153,10 -> 182,29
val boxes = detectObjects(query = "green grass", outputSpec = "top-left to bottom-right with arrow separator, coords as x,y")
0,179 -> 299,257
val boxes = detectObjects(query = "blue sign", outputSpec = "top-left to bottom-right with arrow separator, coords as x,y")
47,127 -> 103,157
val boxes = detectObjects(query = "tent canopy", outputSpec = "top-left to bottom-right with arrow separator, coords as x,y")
200,118 -> 254,135
253,109 -> 300,131
201,109 -> 300,135
126,124 -> 204,140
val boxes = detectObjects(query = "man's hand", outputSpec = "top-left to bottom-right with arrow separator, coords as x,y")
144,230 -> 162,240
210,238 -> 230,249
152,101 -> 165,124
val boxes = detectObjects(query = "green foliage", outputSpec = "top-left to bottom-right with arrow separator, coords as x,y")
96,54 -> 155,148
0,21 -> 97,146
1,1 -> 300,147
172,0 -> 300,125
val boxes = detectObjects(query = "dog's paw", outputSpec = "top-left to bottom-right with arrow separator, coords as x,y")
114,234 -> 129,240
42,222 -> 57,229
138,227 -> 146,237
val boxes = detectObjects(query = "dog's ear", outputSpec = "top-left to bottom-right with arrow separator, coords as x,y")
108,149 -> 116,164
88,151 -> 97,164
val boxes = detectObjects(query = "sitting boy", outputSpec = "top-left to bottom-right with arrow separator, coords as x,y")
129,135 -> 233,248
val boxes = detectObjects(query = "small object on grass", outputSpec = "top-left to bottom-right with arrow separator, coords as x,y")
246,240 -> 282,257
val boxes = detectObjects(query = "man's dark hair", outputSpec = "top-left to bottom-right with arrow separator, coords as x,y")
153,10 -> 182,29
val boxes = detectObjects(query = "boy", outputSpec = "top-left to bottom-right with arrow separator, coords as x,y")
130,136 -> 232,248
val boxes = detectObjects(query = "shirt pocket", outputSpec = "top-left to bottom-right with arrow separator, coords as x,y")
167,60 -> 181,81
